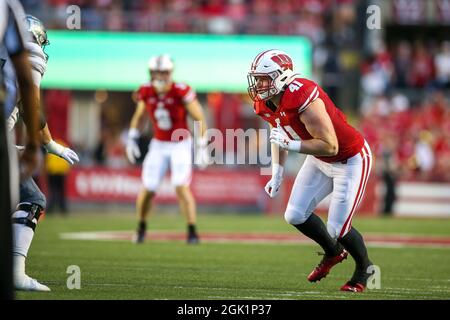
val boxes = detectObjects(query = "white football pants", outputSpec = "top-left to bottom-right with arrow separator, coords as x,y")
284,141 -> 372,239
142,137 -> 192,192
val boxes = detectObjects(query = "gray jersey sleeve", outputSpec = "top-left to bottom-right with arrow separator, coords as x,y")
1,0 -> 28,118
1,45 -> 18,118
2,16 -> 47,123
25,42 -> 46,82
2,0 -> 27,57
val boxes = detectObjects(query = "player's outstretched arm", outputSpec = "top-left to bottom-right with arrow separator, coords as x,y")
40,123 -> 79,165
185,98 -> 207,137
126,101 -> 146,164
265,124 -> 288,198
129,101 -> 147,131
186,98 -> 209,169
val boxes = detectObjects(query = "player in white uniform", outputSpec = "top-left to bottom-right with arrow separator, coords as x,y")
6,15 -> 79,292
1,0 -> 41,299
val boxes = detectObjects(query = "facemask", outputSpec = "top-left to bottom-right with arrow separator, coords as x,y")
152,79 -> 167,91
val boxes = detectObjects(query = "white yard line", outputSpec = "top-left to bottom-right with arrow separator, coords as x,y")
59,230 -> 450,249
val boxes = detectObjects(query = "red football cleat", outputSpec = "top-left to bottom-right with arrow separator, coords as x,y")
340,282 -> 365,293
307,250 -> 348,282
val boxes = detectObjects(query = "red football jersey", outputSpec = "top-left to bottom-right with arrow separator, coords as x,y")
137,82 -> 196,141
254,77 -> 364,163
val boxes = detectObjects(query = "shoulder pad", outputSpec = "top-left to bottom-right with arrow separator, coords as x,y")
282,78 -> 319,113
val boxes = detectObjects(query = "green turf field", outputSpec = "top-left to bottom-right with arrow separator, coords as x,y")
16,211 -> 450,300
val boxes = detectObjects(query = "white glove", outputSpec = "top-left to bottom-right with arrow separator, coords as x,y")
270,127 -> 302,152
264,163 -> 284,198
194,136 -> 209,170
45,140 -> 79,165
126,128 -> 141,164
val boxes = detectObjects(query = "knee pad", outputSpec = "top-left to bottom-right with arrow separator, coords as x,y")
11,202 -> 44,232
284,204 -> 311,225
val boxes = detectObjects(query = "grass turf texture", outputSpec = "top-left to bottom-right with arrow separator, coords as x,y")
16,212 -> 450,300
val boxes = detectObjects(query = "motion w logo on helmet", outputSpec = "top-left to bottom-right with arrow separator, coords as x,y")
270,54 -> 293,71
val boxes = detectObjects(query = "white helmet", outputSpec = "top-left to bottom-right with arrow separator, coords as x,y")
247,49 -> 295,101
148,54 -> 173,91
148,54 -> 174,71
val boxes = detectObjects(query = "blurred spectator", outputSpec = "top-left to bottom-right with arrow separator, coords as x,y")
330,2 -> 357,49
378,135 -> 399,216
391,93 -> 410,113
295,8 -> 325,46
392,41 -> 412,88
435,41 -> 450,88
362,39 -> 450,91
318,43 -> 341,102
409,42 -> 435,88
245,0 -> 273,34
360,90 -> 450,182
361,58 -> 389,98
361,44 -> 393,100
414,131 -> 435,176
94,125 -> 128,168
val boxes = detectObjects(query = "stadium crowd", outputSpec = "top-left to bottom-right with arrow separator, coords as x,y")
360,38 -> 450,182
360,90 -> 450,182
361,40 -> 450,96
19,0 -> 450,183
22,0 -> 356,39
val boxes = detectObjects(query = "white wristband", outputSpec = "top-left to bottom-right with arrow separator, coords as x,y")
44,140 -> 64,155
128,128 -> 140,139
289,140 -> 302,153
272,163 -> 284,179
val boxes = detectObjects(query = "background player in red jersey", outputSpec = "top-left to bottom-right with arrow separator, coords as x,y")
248,49 -> 374,292
126,54 -> 208,244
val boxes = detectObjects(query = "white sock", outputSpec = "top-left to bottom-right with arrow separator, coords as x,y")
13,254 -> 26,279
12,210 -> 36,277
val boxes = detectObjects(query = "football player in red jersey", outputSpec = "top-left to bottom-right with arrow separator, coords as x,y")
126,55 -> 208,244
248,49 -> 374,292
